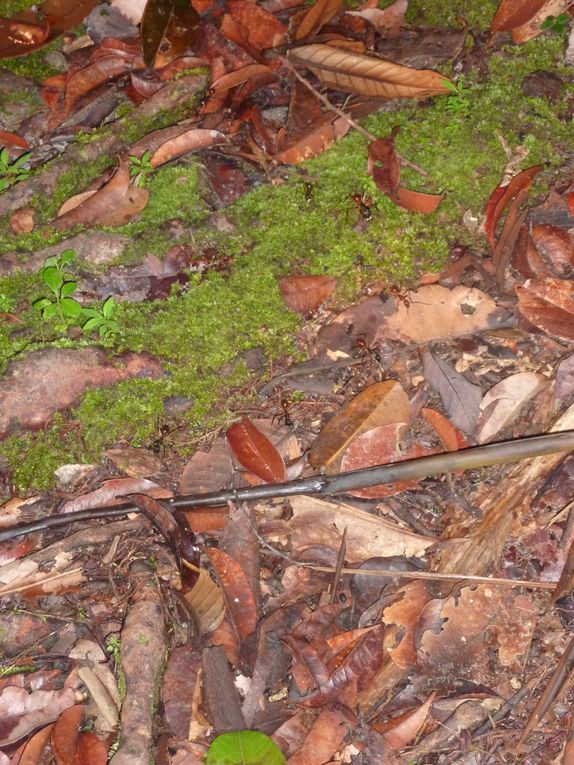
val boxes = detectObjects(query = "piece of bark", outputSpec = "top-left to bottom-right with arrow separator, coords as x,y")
110,561 -> 168,765
436,401 -> 574,576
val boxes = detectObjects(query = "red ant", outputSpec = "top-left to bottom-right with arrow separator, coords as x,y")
273,397 -> 295,427
354,334 -> 382,364
351,193 -> 374,223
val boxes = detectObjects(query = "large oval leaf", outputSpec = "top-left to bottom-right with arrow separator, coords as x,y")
288,43 -> 452,98
309,380 -> 409,472
226,416 -> 287,483
206,730 -> 285,765
141,0 -> 200,69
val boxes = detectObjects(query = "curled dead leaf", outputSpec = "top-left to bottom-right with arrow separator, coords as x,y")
279,274 -> 336,313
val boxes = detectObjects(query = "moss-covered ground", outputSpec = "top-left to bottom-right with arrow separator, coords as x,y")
0,3 -> 572,491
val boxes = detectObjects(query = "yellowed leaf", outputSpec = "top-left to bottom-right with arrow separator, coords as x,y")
288,43 -> 452,98
308,380 -> 409,471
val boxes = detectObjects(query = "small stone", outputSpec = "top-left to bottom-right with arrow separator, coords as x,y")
55,463 -> 98,486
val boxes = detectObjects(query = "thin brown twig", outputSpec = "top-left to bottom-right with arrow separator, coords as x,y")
281,57 -> 429,177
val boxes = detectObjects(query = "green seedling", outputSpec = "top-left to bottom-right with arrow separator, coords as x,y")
128,149 -> 154,187
81,296 -> 120,338
442,79 -> 471,118
541,13 -> 570,34
0,147 -> 31,192
33,250 -> 83,323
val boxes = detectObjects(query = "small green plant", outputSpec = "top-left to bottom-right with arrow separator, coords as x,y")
33,249 -> 83,323
0,147 -> 31,192
442,79 -> 471,118
34,251 -> 120,337
81,296 -> 120,338
128,149 -> 154,187
541,13 -> 570,34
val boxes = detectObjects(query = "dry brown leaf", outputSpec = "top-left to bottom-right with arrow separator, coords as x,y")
295,0 -> 342,40
279,274 -> 336,313
491,0 -> 571,42
97,186 -> 149,227
274,115 -> 350,163
184,568 -> 226,634
346,0 -> 407,36
55,162 -> 131,230
531,224 -> 574,278
515,277 -> 574,341
150,128 -> 226,168
375,285 -> 505,344
309,380 -> 410,471
288,43 -> 452,98
282,495 -> 437,558
476,371 -> 549,444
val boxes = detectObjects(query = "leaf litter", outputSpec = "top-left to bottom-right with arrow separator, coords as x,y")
1,0 -> 574,762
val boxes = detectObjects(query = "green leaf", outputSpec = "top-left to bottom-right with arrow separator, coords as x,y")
33,297 -> 53,311
82,316 -> 103,332
60,297 -> 83,318
0,148 -> 8,168
42,303 -> 57,319
205,731 -> 285,765
60,249 -> 76,265
82,307 -> 102,319
102,296 -> 116,319
43,256 -> 59,269
60,281 -> 78,298
40,266 -> 63,294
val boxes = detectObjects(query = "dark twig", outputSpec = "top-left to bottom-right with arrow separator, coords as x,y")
1,431 -> 573,542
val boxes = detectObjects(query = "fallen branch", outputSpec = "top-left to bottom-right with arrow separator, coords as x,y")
1,430 -> 573,542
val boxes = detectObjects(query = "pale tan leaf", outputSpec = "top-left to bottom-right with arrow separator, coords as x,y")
288,43 -> 452,98
283,495 -> 437,558
309,380 -> 409,472
184,567 -> 226,634
477,372 -> 549,444
375,285 -> 505,344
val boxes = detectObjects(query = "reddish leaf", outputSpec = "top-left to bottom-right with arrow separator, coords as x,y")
51,704 -> 84,765
422,407 -> 467,451
206,547 -> 259,640
295,0 -> 342,40
16,723 -> 54,765
515,277 -> 574,341
62,56 -> 128,117
340,423 -> 428,498
382,692 -> 436,749
150,128 -> 226,167
346,0 -> 407,36
490,0 -> 547,31
279,274 -> 336,314
0,131 -> 29,149
226,416 -> 287,483
394,185 -> 443,214
209,64 -> 273,96
286,707 -> 354,765
484,165 -> 543,249
274,115 -> 350,164
75,732 -> 109,765
0,15 -> 49,58
55,162 -> 131,230
227,0 -> 288,49
0,687 -> 76,747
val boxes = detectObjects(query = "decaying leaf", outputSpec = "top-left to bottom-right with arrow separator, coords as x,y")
484,165 -> 543,249
490,0 -> 571,42
141,0 -> 200,69
516,277 -> 574,341
227,416 -> 287,483
346,0 -> 407,36
184,567 -> 226,634
150,128 -> 226,167
55,162 -> 132,230
531,224 -> 574,278
476,371 -> 549,444
288,43 -> 452,98
309,380 -> 410,472
279,274 -> 337,314
340,422 -> 430,498
206,547 -> 259,640
422,407 -> 467,451
274,115 -> 350,164
376,285 -> 505,344
294,0 -> 342,40
422,350 -> 482,434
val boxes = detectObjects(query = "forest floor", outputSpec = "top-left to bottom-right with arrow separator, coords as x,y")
0,0 -> 574,762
